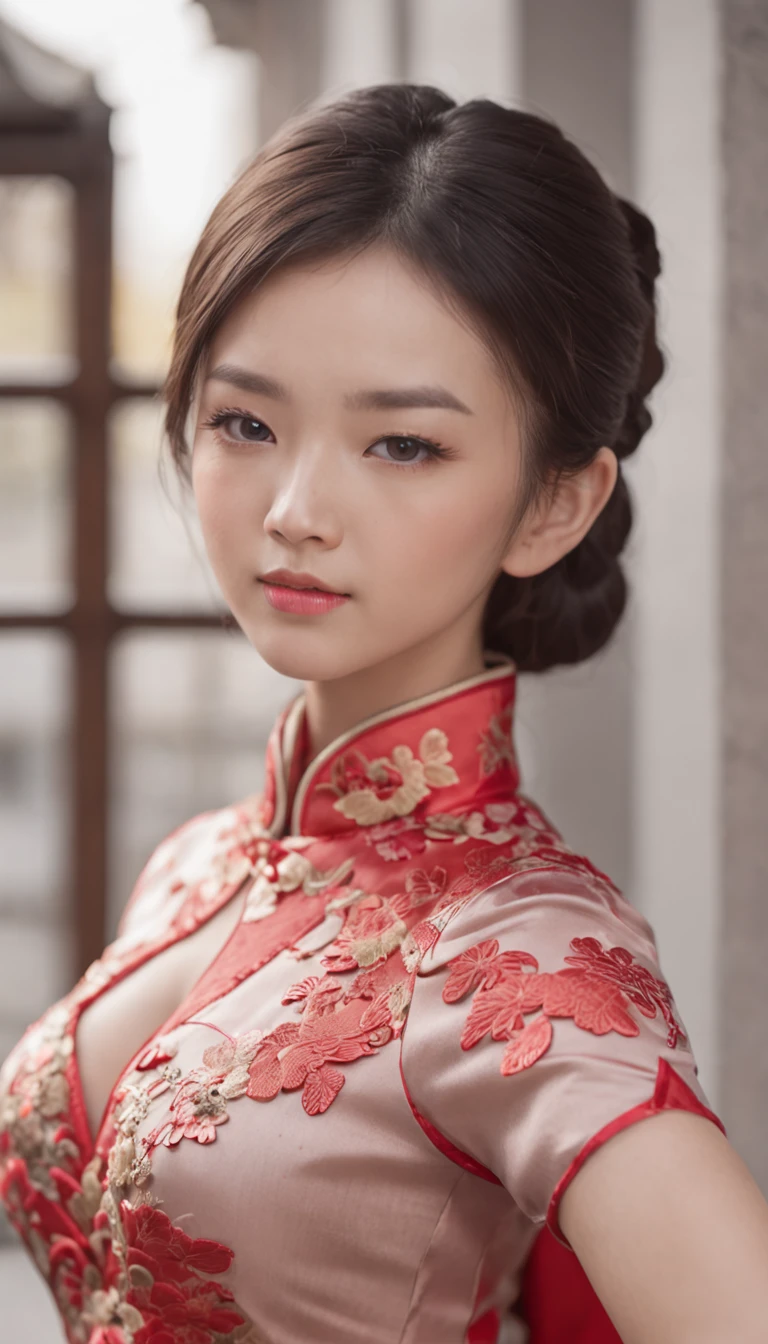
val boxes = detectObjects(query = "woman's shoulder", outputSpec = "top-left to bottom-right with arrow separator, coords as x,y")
399,832 -> 717,1234
114,791 -> 267,946
411,787 -> 659,979
415,861 -> 657,974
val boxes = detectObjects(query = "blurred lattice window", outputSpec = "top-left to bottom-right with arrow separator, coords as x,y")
0,17 -> 250,995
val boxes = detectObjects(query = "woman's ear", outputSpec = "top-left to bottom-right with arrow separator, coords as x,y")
500,446 -> 619,579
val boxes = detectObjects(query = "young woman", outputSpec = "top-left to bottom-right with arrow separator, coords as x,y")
2,83 -> 768,1344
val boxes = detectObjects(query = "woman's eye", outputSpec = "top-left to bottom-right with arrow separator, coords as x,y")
366,435 -> 444,467
204,411 -> 274,443
201,416 -> 451,466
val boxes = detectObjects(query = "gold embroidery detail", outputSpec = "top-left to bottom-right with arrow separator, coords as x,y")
318,728 -> 460,826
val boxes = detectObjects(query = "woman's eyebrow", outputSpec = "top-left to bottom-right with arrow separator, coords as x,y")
205,364 -> 472,415
344,385 -> 472,414
205,365 -> 288,398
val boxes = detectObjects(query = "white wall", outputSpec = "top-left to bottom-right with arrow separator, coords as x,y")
630,0 -> 723,1103
323,0 -> 400,88
407,0 -> 521,101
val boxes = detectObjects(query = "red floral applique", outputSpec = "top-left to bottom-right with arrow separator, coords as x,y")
0,1156 -> 254,1343
442,934 -> 686,1077
562,936 -> 686,1049
119,1201 -> 247,1340
246,973 -> 400,1115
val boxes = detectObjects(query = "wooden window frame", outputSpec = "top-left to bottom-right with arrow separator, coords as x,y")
0,100 -> 223,976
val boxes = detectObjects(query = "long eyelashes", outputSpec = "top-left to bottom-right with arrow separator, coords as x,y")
200,407 -> 458,470
201,408 -> 273,443
368,433 -> 457,469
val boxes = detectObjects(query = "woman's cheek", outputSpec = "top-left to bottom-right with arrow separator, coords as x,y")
195,467 -> 255,554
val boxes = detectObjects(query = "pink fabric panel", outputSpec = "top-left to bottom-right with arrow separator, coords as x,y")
400,867 -> 717,1226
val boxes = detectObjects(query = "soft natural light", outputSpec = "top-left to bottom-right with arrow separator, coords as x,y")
0,0 -> 259,281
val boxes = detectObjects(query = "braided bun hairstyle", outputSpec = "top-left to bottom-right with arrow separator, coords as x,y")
483,196 -> 665,669
163,83 -> 666,672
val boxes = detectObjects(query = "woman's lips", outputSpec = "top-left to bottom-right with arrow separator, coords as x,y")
260,581 -> 351,615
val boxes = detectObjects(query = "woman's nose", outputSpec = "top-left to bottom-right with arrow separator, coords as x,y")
263,447 -> 343,549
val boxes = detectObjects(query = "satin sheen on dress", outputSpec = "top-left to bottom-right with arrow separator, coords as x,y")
0,653 -> 723,1343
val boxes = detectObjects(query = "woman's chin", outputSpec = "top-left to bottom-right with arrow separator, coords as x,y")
242,627 -> 369,685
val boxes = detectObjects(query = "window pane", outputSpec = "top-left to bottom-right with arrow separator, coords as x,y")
0,634 -> 72,1062
109,397 -> 224,611
108,37 -> 259,384
0,400 -> 71,612
0,177 -> 74,369
111,256 -> 178,386
109,631 -> 299,937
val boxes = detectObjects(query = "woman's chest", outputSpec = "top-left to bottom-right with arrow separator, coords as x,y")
96,954 -> 529,1342
74,890 -> 248,1143
0,908 -> 524,1344
0,801 -> 561,1342
0,833 -> 444,1238
0,799 -> 559,1217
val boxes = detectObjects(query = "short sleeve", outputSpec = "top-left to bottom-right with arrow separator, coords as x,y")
399,865 -> 725,1244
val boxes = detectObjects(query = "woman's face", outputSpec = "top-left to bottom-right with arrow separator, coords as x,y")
191,245 -> 607,684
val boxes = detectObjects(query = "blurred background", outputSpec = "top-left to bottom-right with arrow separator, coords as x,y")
0,0 -> 764,1335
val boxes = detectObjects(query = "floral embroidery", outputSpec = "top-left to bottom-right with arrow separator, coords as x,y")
364,815 -> 428,861
316,867 -> 449,974
477,704 -> 517,776
400,849 -> 531,967
448,846 -> 526,898
401,919 -> 446,973
319,894 -> 409,972
117,798 -> 309,948
146,1026 -> 264,1149
441,934 -> 687,1077
0,946 -> 195,1208
316,727 -> 459,825
425,796 -> 554,846
246,973 -> 402,1115
402,866 -> 450,908
116,1198 -> 257,1343
136,871 -> 456,1129
105,1057 -> 185,1192
0,1003 -> 84,1199
2,1152 -> 258,1343
426,801 -> 520,845
1,662 -> 663,1341
113,811 -> 256,953
562,937 -> 686,1049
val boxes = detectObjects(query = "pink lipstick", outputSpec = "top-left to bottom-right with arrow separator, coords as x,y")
261,582 -> 350,615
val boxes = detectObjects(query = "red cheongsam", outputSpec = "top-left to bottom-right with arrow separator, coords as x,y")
0,653 -> 724,1343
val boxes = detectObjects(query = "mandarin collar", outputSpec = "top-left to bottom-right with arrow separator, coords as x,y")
259,652 -> 521,839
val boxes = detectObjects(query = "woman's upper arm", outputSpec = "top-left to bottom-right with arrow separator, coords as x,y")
400,866 -> 720,1226
559,1107 -> 768,1344
399,864 -> 747,1338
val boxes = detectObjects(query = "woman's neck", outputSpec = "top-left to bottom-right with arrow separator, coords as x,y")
301,633 -> 488,760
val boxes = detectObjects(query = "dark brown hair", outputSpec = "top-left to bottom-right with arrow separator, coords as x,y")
163,82 -> 665,672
